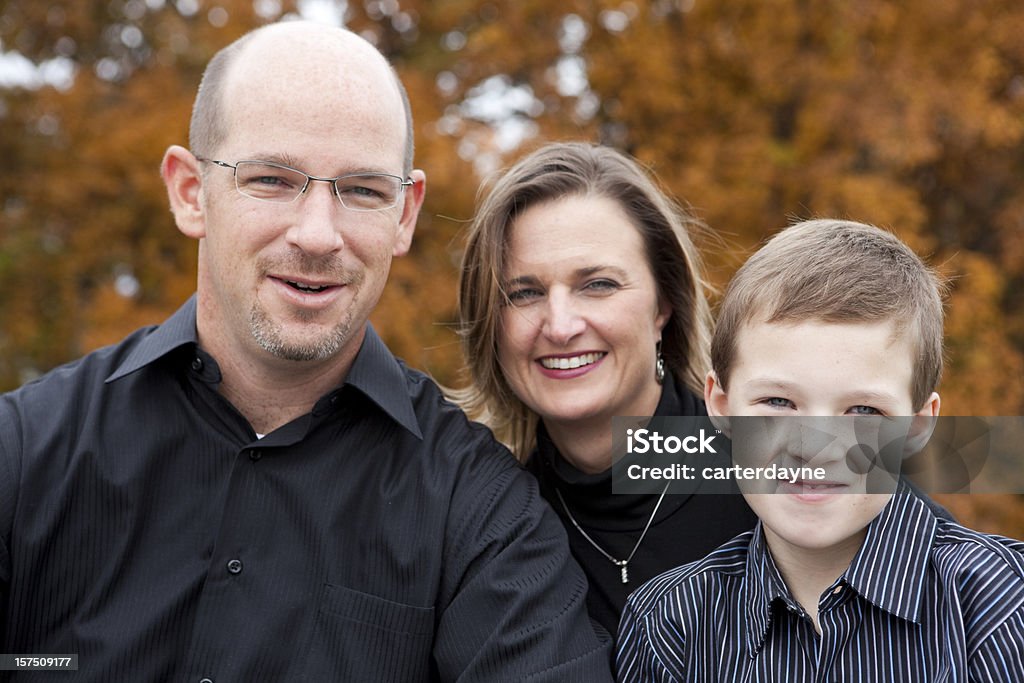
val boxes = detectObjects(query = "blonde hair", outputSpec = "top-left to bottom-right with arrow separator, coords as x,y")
711,219 -> 946,410
453,142 -> 713,460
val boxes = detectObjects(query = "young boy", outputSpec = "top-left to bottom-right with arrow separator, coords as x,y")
616,219 -> 1024,682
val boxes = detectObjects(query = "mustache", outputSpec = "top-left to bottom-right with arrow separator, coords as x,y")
257,253 -> 359,284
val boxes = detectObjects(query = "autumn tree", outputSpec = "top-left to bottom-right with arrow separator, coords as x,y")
2,0 -> 1023,536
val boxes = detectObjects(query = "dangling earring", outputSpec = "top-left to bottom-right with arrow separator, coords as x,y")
655,340 -> 665,384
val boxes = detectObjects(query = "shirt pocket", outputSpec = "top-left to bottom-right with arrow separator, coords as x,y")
301,582 -> 435,682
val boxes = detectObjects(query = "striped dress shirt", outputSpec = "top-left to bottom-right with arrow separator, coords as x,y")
617,485 -> 1024,682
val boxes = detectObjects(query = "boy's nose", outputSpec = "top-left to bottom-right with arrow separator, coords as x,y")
789,417 -> 855,467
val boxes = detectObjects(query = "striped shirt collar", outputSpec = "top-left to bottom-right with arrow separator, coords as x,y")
743,482 -> 939,655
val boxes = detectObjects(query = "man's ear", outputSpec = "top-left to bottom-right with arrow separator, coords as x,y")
704,370 -> 731,437
904,391 -> 941,456
161,145 -> 206,239
392,169 -> 425,257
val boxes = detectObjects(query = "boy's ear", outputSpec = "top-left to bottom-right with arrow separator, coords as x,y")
161,145 -> 207,239
904,391 -> 941,456
704,370 -> 731,437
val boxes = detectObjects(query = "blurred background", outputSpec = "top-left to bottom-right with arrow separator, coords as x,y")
1,0 -> 1022,535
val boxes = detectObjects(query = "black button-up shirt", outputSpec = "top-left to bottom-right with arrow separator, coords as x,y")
0,297 -> 612,682
617,483 -> 1024,682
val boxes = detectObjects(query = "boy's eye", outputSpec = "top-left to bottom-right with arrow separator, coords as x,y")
847,405 -> 882,416
762,397 -> 794,409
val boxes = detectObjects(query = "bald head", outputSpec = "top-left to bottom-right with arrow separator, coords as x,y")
189,22 -> 415,174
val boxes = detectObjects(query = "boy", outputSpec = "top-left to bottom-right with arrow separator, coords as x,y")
616,219 -> 1024,682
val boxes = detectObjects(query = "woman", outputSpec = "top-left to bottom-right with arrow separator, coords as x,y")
454,142 -> 757,635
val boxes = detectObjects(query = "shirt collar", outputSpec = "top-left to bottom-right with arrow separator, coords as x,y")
344,325 -> 422,440
105,295 -> 422,439
842,481 -> 937,623
743,522 -> 794,655
105,295 -> 199,383
742,481 -> 938,654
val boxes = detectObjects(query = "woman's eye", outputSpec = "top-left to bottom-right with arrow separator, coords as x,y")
505,288 -> 542,305
847,405 -> 882,416
583,279 -> 619,293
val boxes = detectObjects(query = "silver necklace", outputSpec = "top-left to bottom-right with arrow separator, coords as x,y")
555,483 -> 670,584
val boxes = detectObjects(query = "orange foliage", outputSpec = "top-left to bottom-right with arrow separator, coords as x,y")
2,0 -> 1023,539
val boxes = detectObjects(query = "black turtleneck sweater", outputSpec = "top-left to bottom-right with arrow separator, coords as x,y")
525,374 -> 759,636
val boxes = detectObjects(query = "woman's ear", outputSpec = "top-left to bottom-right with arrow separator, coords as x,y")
161,145 -> 207,239
704,370 -> 731,437
654,297 -> 672,333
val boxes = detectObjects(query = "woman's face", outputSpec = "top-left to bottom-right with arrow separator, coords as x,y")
497,194 -> 671,433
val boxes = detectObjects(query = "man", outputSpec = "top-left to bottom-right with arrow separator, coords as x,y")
0,22 -> 612,681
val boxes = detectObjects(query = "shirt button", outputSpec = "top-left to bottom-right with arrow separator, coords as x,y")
199,679 -> 213,683
191,357 -> 204,372
249,449 -> 262,462
227,559 -> 243,575
832,585 -> 843,595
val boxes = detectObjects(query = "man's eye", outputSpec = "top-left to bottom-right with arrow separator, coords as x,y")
236,169 -> 302,199
334,176 -> 401,209
342,185 -> 385,198
237,166 -> 301,187
252,175 -> 289,187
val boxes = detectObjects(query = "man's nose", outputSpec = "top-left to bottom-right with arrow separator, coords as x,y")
285,180 -> 345,255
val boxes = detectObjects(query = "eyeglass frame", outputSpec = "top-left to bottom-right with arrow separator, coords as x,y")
194,156 -> 414,212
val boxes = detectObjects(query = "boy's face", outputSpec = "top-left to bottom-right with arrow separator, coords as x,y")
705,318 -> 940,560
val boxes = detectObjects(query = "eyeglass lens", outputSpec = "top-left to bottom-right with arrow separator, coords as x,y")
233,162 -> 404,211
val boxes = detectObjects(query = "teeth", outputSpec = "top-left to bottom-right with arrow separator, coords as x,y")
540,353 -> 604,370
287,280 -> 329,293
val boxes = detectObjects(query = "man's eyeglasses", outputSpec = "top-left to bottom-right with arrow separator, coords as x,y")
195,157 -> 413,212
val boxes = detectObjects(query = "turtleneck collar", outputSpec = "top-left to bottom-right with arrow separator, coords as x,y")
533,372 -> 706,532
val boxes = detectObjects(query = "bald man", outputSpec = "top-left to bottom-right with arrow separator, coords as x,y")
0,22 -> 612,682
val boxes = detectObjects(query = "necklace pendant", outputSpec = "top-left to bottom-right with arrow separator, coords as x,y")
621,564 -> 629,584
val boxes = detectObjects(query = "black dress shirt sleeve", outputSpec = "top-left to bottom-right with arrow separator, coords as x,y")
435,446 -> 611,681
0,395 -> 17,643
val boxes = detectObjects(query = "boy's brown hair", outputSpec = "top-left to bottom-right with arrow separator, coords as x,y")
711,219 -> 945,410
